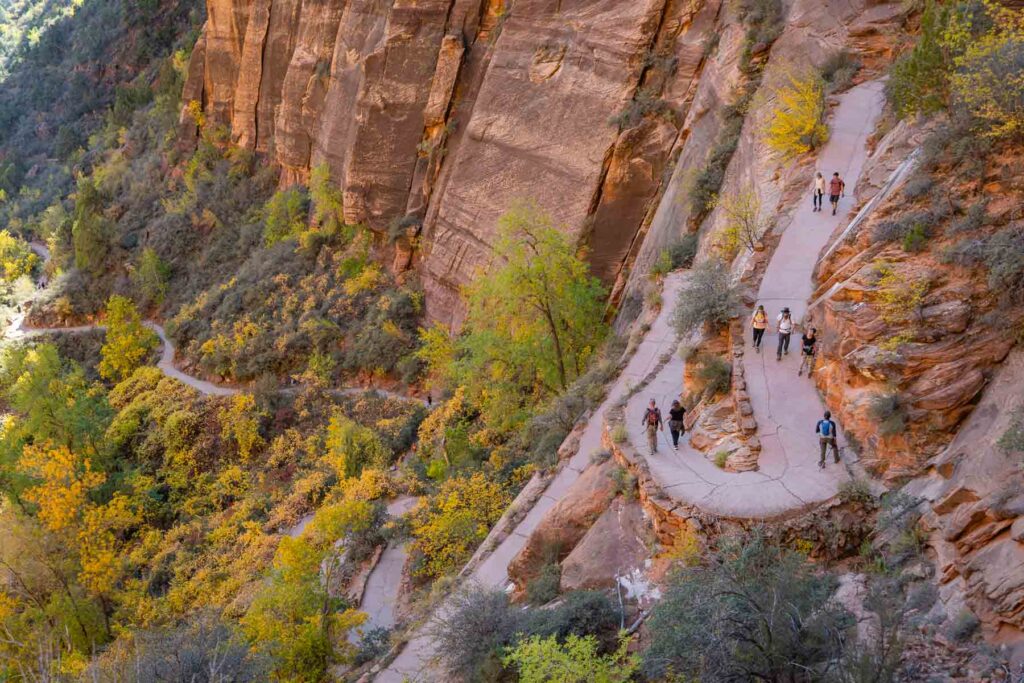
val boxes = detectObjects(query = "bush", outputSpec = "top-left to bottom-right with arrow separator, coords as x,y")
642,532 -> 850,681
940,237 -> 987,267
694,353 -> 731,397
763,69 -> 829,159
947,201 -> 988,235
901,174 -> 934,200
262,186 -> 309,246
838,478 -> 874,505
872,210 -> 938,246
503,634 -> 637,683
689,95 -> 749,215
609,87 -> 674,129
945,609 -> 980,642
673,260 -> 738,336
821,50 -> 861,92
998,408 -> 1024,454
949,21 -> 1024,138
667,233 -> 699,269
868,392 -> 907,436
713,450 -> 729,468
984,225 -> 1024,303
354,627 -> 392,666
716,190 -> 768,256
526,563 -> 562,605
737,0 -> 784,55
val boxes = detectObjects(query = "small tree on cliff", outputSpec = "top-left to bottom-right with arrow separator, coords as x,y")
419,201 -> 607,432
99,295 -> 158,382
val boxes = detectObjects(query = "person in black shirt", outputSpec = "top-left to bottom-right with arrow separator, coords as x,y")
668,400 -> 686,450
798,327 -> 818,377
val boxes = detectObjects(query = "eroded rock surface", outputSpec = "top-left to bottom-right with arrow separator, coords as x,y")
559,497 -> 655,592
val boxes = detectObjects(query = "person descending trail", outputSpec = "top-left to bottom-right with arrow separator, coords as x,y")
829,172 -> 845,215
813,171 -> 825,212
798,327 -> 818,377
668,400 -> 686,451
776,307 -> 793,361
641,398 -> 664,455
816,410 -> 840,468
751,305 -> 768,353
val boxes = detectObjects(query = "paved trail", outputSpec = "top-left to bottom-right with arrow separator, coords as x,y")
375,275 -> 683,682
627,81 -> 885,518
358,496 -> 420,634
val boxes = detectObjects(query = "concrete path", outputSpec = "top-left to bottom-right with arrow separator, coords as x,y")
358,496 -> 420,634
374,273 -> 687,682
626,80 -> 884,518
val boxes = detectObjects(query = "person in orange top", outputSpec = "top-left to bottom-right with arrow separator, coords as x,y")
751,304 -> 768,353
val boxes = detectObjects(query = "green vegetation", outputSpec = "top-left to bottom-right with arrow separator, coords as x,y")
868,391 -> 908,437
672,259 -> 738,336
998,408 -> 1024,453
419,202 -> 608,433
503,634 -> 638,683
715,189 -> 768,257
888,0 -> 1024,139
98,295 -> 158,382
0,229 -> 38,281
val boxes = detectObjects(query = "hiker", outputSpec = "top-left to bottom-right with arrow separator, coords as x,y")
798,327 -> 817,377
641,398 -> 664,455
829,172 -> 845,215
813,172 -> 825,212
668,400 -> 686,451
816,410 -> 840,468
776,307 -> 793,361
426,393 -> 433,408
751,304 -> 768,353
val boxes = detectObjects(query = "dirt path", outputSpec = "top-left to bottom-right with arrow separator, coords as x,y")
626,81 -> 885,518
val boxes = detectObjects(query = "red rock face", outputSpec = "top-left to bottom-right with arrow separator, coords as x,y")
182,0 -> 729,325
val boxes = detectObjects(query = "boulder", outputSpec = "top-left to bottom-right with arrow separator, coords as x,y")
507,458 -> 618,589
559,498 -> 654,592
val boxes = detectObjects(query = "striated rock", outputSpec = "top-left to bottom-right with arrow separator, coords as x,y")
507,457 -> 618,589
559,498 -> 655,592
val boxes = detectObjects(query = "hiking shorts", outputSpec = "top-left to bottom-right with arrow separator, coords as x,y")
829,193 -> 840,204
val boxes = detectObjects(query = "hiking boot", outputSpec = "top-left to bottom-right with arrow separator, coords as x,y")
818,461 -> 825,469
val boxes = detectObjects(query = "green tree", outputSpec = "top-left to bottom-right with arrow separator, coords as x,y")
133,247 -> 170,307
887,1 -> 951,118
98,296 -> 158,382
71,175 -> 110,274
263,187 -> 309,246
309,163 -> 348,238
419,202 -> 607,432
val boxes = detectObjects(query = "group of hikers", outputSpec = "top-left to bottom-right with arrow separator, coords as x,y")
750,304 -> 817,373
813,171 -> 846,215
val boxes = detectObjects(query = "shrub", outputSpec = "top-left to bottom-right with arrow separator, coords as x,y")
945,609 -> 980,642
868,391 -> 907,437
763,69 -> 829,159
948,18 -> 1024,138
610,466 -> 637,500
503,634 -> 638,683
737,0 -> 784,55
940,237 -> 987,267
984,225 -> 1024,303
611,424 -> 628,443
609,86 -> 674,129
947,201 -> 988,235
901,174 -> 934,200
133,246 -> 170,307
642,531 -> 850,681
874,261 -> 929,325
901,222 -> 930,252
713,450 -> 729,468
694,353 -> 731,397
689,94 -> 749,215
998,408 -> 1024,453
672,260 -> 738,336
263,186 -> 309,246
716,190 -> 768,256
0,230 -> 38,281
526,563 -> 561,606
410,473 -> 510,580
667,233 -> 698,269
354,627 -> 392,666
820,50 -> 861,92
838,478 -> 874,505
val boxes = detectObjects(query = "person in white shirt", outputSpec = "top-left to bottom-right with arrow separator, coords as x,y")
776,307 -> 793,361
812,172 -> 825,212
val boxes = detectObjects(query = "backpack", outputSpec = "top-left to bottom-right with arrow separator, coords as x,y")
646,408 -> 660,426
818,419 -> 834,437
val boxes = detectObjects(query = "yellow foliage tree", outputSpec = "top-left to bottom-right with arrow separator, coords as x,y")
410,473 -> 510,579
0,230 -> 38,281
99,295 -> 158,382
763,69 -> 829,159
715,190 -> 768,258
218,393 -> 265,462
17,443 -> 104,533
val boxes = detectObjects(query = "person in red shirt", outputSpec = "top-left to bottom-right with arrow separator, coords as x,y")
828,172 -> 845,215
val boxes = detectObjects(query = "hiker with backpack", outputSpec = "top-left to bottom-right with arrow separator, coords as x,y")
812,171 -> 825,212
798,327 -> 817,377
816,410 -> 840,468
641,398 -> 665,455
828,172 -> 845,216
668,400 -> 686,451
751,304 -> 768,353
776,308 -> 793,361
